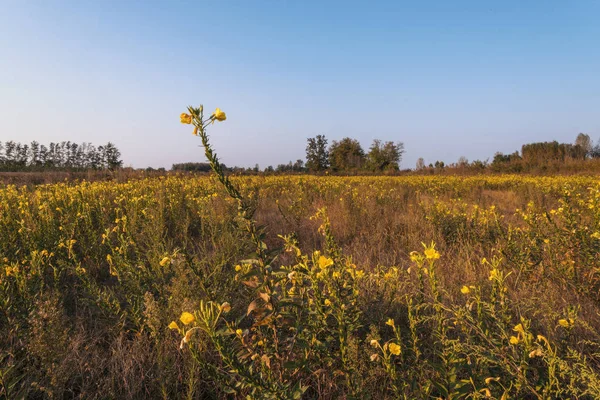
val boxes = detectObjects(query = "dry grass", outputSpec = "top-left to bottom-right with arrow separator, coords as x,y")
1,174 -> 600,398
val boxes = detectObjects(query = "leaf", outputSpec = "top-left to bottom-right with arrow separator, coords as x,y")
261,354 -> 271,368
258,292 -> 270,302
247,299 -> 261,315
242,279 -> 259,288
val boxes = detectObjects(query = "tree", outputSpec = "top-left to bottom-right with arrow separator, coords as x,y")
305,134 -> 329,172
591,138 -> 600,159
328,137 -> 365,172
366,139 -> 404,171
457,156 -> 469,167
416,157 -> 425,170
28,141 -> 41,167
575,133 -> 592,158
293,159 -> 305,172
103,142 -> 123,169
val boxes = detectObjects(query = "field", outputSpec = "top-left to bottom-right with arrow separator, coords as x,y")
1,170 -> 600,399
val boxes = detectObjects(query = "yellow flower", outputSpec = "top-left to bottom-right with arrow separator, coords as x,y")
159,257 -> 171,267
220,302 -> 231,313
180,113 -> 193,124
168,321 -> 179,330
370,339 -> 379,347
488,268 -> 500,281
558,319 -> 569,328
324,299 -> 332,307
370,353 -> 379,362
318,256 -> 334,269
460,286 -> 470,294
388,342 -> 401,355
409,251 -> 421,262
509,336 -> 520,345
513,323 -> 524,334
558,318 -> 574,328
180,312 -> 195,325
424,248 -> 440,260
236,329 -> 243,336
212,108 -> 226,121
385,318 -> 395,327
529,348 -> 543,358
235,264 -> 242,272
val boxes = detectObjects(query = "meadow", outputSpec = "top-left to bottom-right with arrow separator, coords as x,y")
1,171 -> 600,399
0,107 -> 599,399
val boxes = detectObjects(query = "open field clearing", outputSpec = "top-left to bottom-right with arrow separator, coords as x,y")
2,172 -> 600,398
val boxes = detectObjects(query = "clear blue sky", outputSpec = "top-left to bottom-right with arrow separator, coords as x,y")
1,0 -> 599,169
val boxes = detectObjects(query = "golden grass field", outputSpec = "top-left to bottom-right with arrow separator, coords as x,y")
1,171 -> 600,399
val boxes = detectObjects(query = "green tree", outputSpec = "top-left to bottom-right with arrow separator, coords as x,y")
305,134 -> 329,172
365,139 -> 404,171
103,142 -> 123,169
591,138 -> 600,159
575,133 -> 592,158
328,137 -> 365,172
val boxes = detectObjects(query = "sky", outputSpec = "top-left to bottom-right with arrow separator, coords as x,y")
1,0 -> 599,170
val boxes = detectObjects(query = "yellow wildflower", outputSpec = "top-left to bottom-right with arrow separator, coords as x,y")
180,312 -> 195,325
558,318 -> 574,328
513,323 -> 524,334
324,299 -> 332,306
220,302 -> 231,313
235,264 -> 242,272
370,339 -> 379,347
318,256 -> 334,269
388,342 -> 401,355
460,286 -> 470,294
385,318 -> 395,327
424,247 -> 440,260
529,348 -> 543,358
509,336 -> 520,345
212,108 -> 226,121
558,319 -> 569,328
409,251 -> 421,262
488,268 -> 500,281
180,113 -> 193,124
159,257 -> 171,267
236,329 -> 243,336
168,321 -> 179,330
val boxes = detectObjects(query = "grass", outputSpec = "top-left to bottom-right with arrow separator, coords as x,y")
1,172 -> 600,399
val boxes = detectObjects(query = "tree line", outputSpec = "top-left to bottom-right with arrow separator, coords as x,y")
0,141 -> 123,172
415,133 -> 600,174
305,135 -> 404,173
172,136 -> 404,174
173,132 -> 600,175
